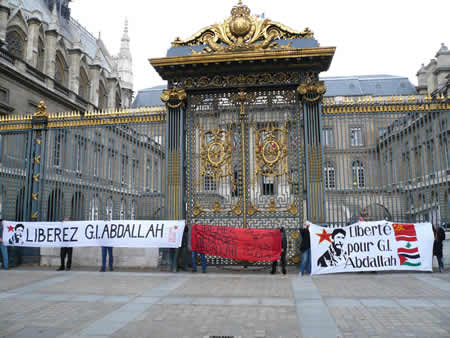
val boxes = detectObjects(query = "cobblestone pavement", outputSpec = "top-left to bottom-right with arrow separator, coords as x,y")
0,268 -> 449,338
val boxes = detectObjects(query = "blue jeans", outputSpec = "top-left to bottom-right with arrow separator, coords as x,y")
0,243 -> 8,269
299,248 -> 311,275
192,251 -> 206,272
101,247 -> 113,270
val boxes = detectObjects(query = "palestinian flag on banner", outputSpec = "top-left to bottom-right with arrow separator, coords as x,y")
397,242 -> 421,266
393,223 -> 421,266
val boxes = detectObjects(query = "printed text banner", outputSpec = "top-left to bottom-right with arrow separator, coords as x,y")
191,224 -> 282,261
3,220 -> 185,248
310,221 -> 433,275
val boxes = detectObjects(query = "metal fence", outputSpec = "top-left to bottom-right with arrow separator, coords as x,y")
322,100 -> 449,228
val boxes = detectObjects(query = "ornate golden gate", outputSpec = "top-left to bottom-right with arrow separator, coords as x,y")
151,1 -> 335,265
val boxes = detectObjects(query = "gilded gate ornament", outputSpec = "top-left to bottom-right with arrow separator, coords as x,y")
172,1 -> 314,54
297,73 -> 326,102
199,127 -> 233,181
160,88 -> 187,108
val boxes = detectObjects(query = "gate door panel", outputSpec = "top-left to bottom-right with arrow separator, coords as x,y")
186,88 -> 303,265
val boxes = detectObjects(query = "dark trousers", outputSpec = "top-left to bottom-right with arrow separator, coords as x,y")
60,247 -> 73,269
101,247 -> 113,270
271,251 -> 287,273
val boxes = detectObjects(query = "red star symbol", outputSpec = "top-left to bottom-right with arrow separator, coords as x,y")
7,225 -> 14,232
316,228 -> 332,244
174,226 -> 178,230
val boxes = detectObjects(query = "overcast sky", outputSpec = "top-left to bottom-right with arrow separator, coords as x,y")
71,0 -> 449,93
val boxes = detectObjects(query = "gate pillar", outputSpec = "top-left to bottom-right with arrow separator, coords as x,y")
298,74 -> 326,224
161,88 -> 186,220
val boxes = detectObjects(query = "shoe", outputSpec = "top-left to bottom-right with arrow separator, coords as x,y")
57,267 -> 65,271
192,269 -> 197,273
270,271 -> 276,275
282,269 -> 287,275
66,267 -> 71,271
110,268 -> 114,272
99,268 -> 105,272
202,270 -> 206,273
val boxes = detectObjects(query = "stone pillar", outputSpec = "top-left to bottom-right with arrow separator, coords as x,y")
0,0 -> 9,46
68,48 -> 81,94
297,73 -> 326,224
26,15 -> 41,66
107,77 -> 118,109
89,64 -> 101,107
161,88 -> 186,221
45,29 -> 58,78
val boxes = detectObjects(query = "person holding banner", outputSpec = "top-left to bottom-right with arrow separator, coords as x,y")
57,218 -> 73,271
299,224 -> 311,275
0,219 -> 9,269
271,227 -> 287,275
433,223 -> 445,272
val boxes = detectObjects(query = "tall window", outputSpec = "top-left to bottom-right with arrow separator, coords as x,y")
120,199 -> 126,220
121,145 -> 128,185
324,162 -> 336,189
6,31 -> 24,58
71,192 -> 84,221
93,132 -> 102,177
89,195 -> 100,220
53,130 -> 65,168
322,128 -> 334,147
145,158 -> 152,191
55,52 -> 68,87
108,138 -> 115,181
352,160 -> 365,188
115,92 -> 121,109
204,168 -> 216,192
131,150 -> 138,186
37,38 -> 45,72
262,173 -> 274,195
131,200 -> 136,220
47,189 -> 64,222
73,136 -> 84,174
79,68 -> 89,100
350,127 -> 363,147
98,81 -> 107,110
106,198 -> 113,220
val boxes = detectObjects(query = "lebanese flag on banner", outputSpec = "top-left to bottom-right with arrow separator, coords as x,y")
191,224 -> 282,261
397,245 -> 421,266
392,223 -> 418,242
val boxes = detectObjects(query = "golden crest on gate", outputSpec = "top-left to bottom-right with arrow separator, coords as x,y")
199,127 -> 233,181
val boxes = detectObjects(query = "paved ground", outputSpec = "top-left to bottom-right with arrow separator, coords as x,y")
0,266 -> 449,338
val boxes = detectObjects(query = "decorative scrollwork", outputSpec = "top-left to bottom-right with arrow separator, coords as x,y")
297,73 -> 326,102
172,1 -> 314,54
254,122 -> 289,179
33,101 -> 49,119
160,88 -> 187,108
199,127 -> 233,182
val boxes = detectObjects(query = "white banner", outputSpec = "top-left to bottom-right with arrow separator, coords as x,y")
2,220 -> 185,248
310,221 -> 434,275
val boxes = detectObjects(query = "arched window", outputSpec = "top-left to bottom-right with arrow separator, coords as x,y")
324,162 -> 336,189
47,189 -> 64,221
37,38 -> 45,72
119,198 -> 126,220
79,67 -> 89,100
55,52 -> 68,87
98,81 -> 107,110
6,30 -> 25,58
106,198 -> 113,220
71,192 -> 85,221
352,160 -> 365,188
89,194 -> 100,220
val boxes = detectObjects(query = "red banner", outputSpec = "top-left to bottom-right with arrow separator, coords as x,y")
191,224 -> 282,261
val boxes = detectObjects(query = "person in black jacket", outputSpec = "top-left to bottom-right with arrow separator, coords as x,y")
299,224 -> 311,275
271,227 -> 287,275
433,223 -> 445,272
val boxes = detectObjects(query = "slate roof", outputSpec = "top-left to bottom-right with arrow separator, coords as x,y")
9,0 -> 112,72
132,75 -> 417,107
